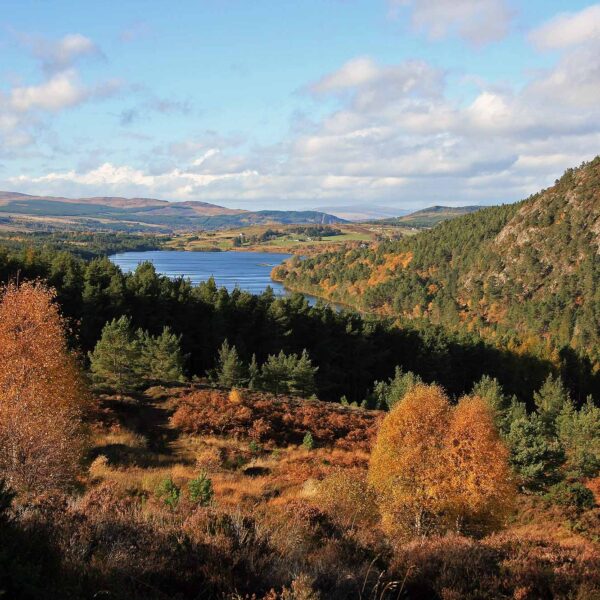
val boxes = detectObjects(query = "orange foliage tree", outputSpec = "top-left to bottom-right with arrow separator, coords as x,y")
443,395 -> 515,535
368,384 -> 514,539
368,384 -> 451,537
0,282 -> 87,492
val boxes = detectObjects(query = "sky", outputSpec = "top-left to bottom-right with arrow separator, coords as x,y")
0,0 -> 599,211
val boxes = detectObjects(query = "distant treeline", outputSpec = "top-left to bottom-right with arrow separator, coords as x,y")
0,231 -> 165,259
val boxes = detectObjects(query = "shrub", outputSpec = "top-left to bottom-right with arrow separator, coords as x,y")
188,473 -> 214,506
156,477 -> 181,510
314,469 -> 378,528
545,481 -> 595,513
229,388 -> 244,404
302,432 -> 314,450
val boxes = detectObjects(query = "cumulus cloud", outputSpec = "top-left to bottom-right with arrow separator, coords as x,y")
0,33 -> 121,153
529,4 -> 600,50
4,7 -> 600,210
20,32 -> 102,74
10,70 -> 95,112
391,0 -> 513,45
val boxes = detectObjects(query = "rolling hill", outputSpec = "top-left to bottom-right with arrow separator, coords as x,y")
0,192 -> 345,232
274,156 -> 600,375
378,205 -> 483,228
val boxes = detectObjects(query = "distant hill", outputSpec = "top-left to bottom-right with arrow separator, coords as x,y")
0,192 -> 345,232
274,157 -> 600,379
317,204 -> 409,221
380,205 -> 483,228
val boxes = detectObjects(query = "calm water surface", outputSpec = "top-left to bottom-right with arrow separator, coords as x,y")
110,250 -> 310,300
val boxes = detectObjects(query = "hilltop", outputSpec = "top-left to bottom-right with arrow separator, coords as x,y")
274,157 -> 600,373
376,205 -> 483,228
0,191 -> 345,233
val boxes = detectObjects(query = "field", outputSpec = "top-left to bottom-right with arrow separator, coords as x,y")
166,222 -> 417,255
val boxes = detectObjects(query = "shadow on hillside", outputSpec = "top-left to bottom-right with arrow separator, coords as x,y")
89,388 -> 195,468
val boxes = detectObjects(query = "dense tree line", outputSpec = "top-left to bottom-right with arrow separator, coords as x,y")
2,240 -> 600,405
0,230 -> 164,258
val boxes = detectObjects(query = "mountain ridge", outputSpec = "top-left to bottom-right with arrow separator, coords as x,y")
0,191 -> 345,232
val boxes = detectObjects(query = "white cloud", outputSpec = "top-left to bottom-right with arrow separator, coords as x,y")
529,4 -> 600,50
9,70 -> 88,112
391,0 -> 513,45
0,33 -> 121,154
3,9 -> 600,211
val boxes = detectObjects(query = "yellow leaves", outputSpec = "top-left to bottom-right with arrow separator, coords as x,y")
0,281 -> 87,492
368,385 -> 514,539
228,388 -> 244,404
367,252 -> 413,286
444,396 -> 515,533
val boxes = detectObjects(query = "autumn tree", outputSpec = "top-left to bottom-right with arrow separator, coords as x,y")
368,384 -> 451,538
0,282 -> 86,492
444,395 -> 515,535
368,384 -> 514,539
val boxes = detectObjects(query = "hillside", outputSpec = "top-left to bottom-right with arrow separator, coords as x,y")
0,192 -> 345,233
274,157 -> 600,373
379,205 -> 483,228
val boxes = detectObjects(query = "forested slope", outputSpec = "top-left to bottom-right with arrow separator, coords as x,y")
274,157 -> 600,377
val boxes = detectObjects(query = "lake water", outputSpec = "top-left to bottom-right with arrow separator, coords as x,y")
109,250 -> 310,300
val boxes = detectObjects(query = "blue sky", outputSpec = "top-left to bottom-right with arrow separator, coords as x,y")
1,0 -> 599,210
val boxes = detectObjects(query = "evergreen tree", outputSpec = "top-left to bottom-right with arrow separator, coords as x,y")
534,375 -> 570,435
370,367 -> 423,410
247,353 -> 260,390
261,350 -> 294,395
293,349 -> 318,396
213,339 -> 245,389
260,349 -> 317,396
506,414 -> 564,491
89,316 -> 140,393
471,375 -> 510,433
556,397 -> 600,477
139,326 -> 185,383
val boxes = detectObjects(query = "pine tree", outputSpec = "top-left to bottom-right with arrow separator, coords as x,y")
260,350 -> 292,394
556,397 -> 600,477
213,339 -> 245,389
291,349 -> 318,396
533,375 -> 570,435
247,353 -> 260,390
371,366 -> 423,410
89,316 -> 140,393
471,375 -> 510,432
506,414 -> 564,491
139,326 -> 185,383
260,349 -> 317,396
